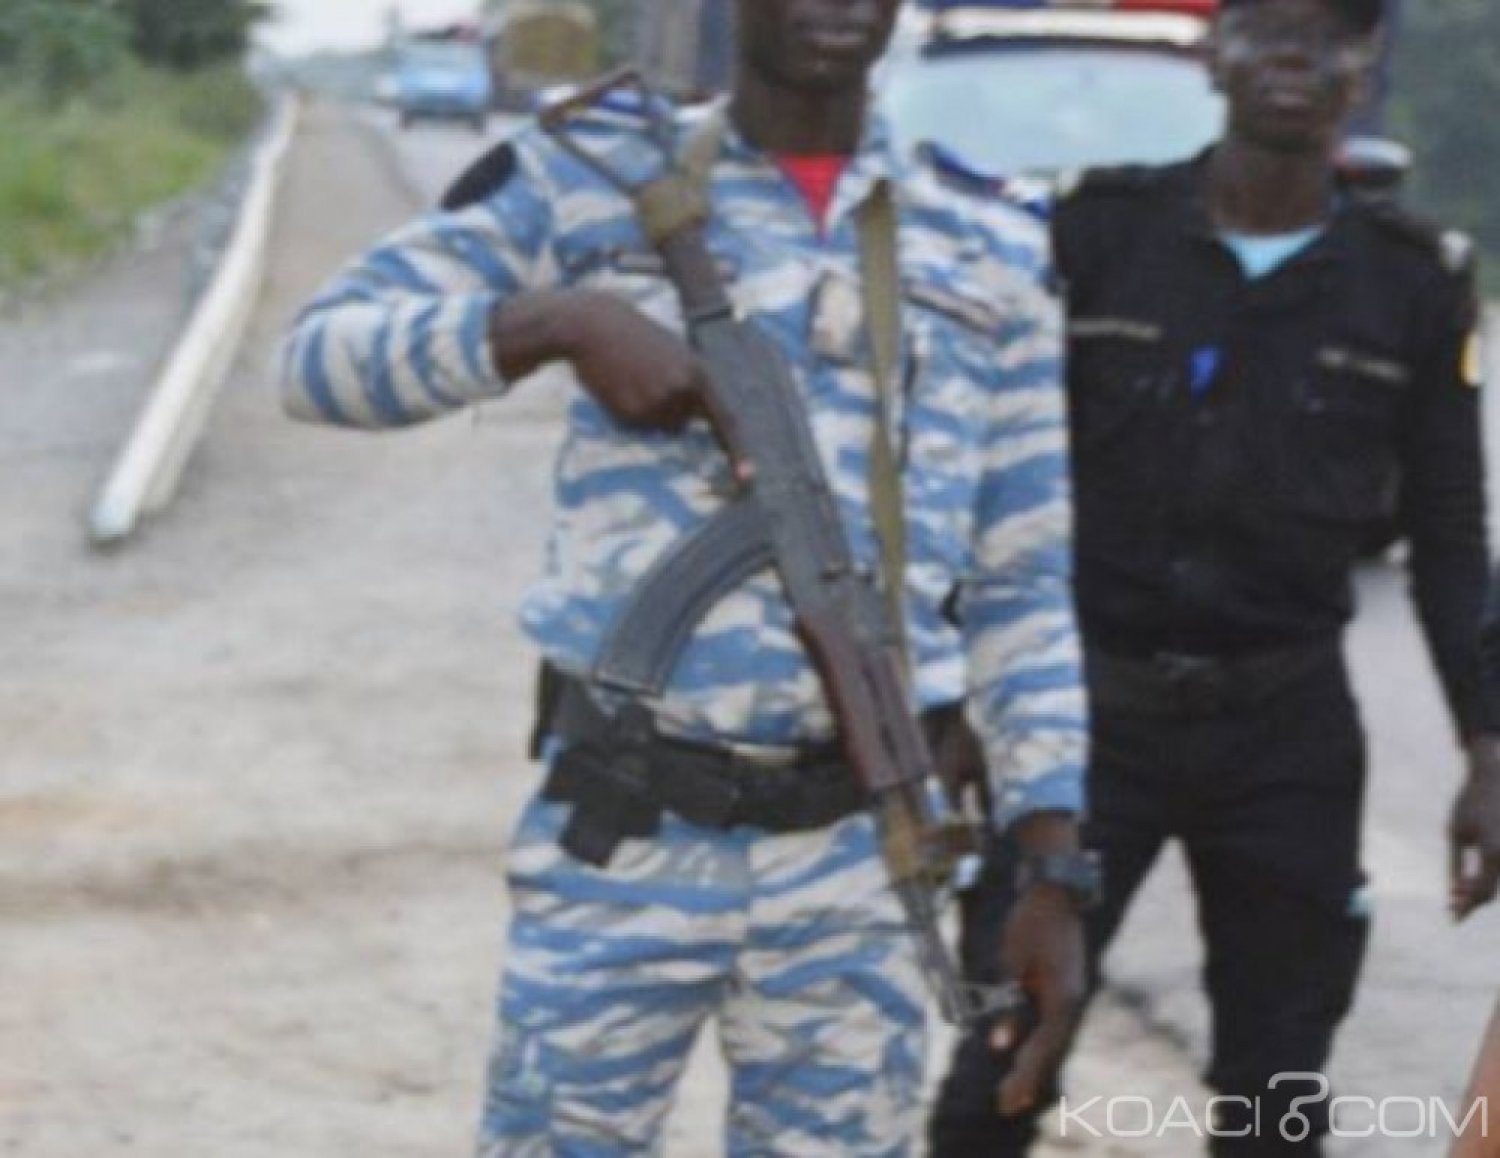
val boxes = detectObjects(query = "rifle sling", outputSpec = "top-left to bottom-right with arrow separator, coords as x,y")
856,182 -> 909,658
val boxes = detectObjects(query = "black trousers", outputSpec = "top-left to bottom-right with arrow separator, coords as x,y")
930,650 -> 1372,1157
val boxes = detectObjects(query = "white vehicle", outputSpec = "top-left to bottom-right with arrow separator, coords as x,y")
879,0 -> 1225,183
879,0 -> 1407,199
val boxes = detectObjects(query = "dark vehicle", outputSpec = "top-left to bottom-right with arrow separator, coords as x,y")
394,38 -> 494,132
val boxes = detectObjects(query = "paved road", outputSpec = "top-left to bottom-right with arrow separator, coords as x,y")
2,101 -> 1497,1157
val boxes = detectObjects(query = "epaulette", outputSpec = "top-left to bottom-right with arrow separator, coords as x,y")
1355,199 -> 1476,275
543,88 -> 678,136
919,140 -> 1008,199
441,141 -> 518,211
596,88 -> 674,121
440,89 -> 682,211
917,141 -> 1052,221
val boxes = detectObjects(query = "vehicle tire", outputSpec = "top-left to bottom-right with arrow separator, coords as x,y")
399,110 -> 414,131
471,113 -> 488,135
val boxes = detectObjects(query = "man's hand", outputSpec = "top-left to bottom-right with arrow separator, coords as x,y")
993,812 -> 1088,1117
929,712 -> 986,812
491,289 -> 708,431
994,884 -> 1087,1116
1450,734 -> 1500,920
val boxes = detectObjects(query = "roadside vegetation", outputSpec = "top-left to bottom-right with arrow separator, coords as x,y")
1393,0 -> 1500,288
0,0 -> 266,287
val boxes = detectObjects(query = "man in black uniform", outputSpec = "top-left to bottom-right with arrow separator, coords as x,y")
930,0 -> 1500,1153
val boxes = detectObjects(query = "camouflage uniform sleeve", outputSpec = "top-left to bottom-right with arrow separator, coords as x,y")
958,241 -> 1089,830
279,138 -> 557,428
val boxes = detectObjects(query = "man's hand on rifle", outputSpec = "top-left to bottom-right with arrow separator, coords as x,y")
490,290 -> 708,432
993,812 -> 1088,1117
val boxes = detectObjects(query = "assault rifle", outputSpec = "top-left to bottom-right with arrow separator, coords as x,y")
540,71 -> 1015,1026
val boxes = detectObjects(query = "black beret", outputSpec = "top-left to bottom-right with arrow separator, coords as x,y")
1219,0 -> 1385,36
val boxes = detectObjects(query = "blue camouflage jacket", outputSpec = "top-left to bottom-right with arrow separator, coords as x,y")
280,106 -> 1087,826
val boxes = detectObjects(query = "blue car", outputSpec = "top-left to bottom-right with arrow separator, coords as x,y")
395,40 -> 494,133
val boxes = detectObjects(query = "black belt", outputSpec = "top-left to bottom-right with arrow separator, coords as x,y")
540,673 -> 869,866
1086,641 -> 1340,718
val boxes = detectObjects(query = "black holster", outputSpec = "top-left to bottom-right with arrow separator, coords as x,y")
532,666 -> 864,866
530,664 -> 975,868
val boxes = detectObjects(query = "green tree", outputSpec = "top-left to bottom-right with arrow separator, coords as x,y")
1391,0 -> 1500,272
0,0 -> 129,106
117,0 -> 272,71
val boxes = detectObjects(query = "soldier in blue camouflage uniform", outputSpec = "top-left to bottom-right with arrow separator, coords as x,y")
280,0 -> 1090,1152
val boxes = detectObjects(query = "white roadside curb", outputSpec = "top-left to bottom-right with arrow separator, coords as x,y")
88,95 -> 300,547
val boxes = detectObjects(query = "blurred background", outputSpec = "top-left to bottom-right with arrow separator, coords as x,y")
3,0 -> 1499,290
3,3 -> 1500,1156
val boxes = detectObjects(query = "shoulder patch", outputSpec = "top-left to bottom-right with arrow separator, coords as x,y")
917,140 -> 1007,199
1356,199 -> 1475,275
440,141 -> 519,212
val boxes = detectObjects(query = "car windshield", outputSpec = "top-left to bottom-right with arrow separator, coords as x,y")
882,43 -> 1225,175
400,41 -> 483,71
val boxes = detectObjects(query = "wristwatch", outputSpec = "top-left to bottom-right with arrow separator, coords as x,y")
1015,850 -> 1104,912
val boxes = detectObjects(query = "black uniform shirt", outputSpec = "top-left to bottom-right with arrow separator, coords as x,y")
1053,154 -> 1493,736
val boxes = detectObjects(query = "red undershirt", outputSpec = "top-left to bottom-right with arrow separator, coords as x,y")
774,154 -> 851,232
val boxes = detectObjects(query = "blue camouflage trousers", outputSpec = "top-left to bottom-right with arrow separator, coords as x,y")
476,792 -> 928,1157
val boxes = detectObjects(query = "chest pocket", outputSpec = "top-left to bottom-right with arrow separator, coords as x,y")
1067,316 -> 1181,501
1275,342 -> 1410,525
901,276 -> 1006,417
896,274 -> 1013,564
